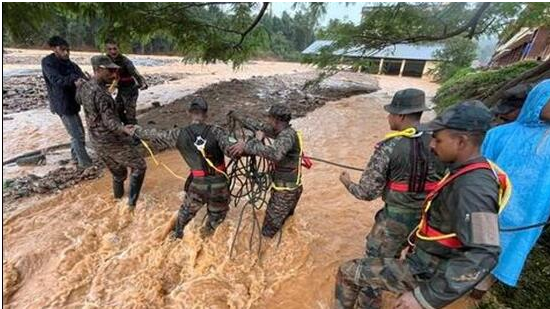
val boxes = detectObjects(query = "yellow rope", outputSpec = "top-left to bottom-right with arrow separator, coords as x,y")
384,127 -> 418,140
140,139 -> 185,180
197,148 -> 229,180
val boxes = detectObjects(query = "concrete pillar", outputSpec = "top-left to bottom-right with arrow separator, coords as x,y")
378,58 -> 384,75
399,59 -> 406,77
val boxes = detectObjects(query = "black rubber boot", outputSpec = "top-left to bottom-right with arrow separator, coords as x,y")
127,173 -> 145,208
172,211 -> 189,239
113,180 -> 124,199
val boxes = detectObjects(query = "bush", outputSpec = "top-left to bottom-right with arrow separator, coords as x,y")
433,61 -> 540,112
481,229 -> 550,309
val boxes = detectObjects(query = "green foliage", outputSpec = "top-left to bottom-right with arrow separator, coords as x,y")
431,37 -> 477,82
306,3 -> 550,70
433,61 -> 539,111
2,3 -> 318,64
3,3 -> 270,66
482,229 -> 550,309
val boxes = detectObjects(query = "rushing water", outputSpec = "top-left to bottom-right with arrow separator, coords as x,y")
4,77 -> 476,308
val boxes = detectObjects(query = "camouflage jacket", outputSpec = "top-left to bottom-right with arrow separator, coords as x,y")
409,157 -> 500,309
344,132 -> 445,212
135,123 -> 233,179
109,54 -> 146,88
77,79 -> 130,146
237,115 -> 301,185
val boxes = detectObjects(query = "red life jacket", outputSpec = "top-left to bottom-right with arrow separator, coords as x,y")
415,161 -> 511,248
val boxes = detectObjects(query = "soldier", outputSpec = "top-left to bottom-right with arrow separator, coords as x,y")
339,88 -> 444,259
126,97 -> 235,239
335,101 -> 510,309
105,39 -> 148,125
228,104 -> 303,238
77,55 -> 147,209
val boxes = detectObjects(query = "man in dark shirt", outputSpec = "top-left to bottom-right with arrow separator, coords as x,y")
335,101 -> 508,309
41,36 -> 92,168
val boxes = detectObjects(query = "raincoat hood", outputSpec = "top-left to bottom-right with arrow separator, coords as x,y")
516,79 -> 550,125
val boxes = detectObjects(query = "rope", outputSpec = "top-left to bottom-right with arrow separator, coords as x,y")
500,221 -> 550,232
140,139 -> 185,180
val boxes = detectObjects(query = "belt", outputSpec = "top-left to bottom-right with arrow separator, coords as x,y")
191,164 -> 226,177
387,181 -> 438,193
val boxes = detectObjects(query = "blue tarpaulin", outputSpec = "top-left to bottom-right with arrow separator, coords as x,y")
482,79 -> 550,286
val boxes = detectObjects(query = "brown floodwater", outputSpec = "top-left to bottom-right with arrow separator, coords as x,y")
3,78 -> 475,308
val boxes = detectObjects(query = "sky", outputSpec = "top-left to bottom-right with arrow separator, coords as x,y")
270,2 -> 363,26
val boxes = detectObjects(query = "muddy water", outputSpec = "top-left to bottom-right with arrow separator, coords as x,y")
4,76 -> 476,308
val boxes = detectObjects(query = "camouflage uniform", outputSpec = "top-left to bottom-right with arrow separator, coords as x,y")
232,106 -> 303,238
77,56 -> 146,207
335,101 -> 502,309
344,88 -> 444,258
344,134 -> 444,258
109,54 -> 147,125
135,99 -> 234,238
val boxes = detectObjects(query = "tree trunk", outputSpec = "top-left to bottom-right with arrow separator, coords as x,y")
484,59 -> 550,106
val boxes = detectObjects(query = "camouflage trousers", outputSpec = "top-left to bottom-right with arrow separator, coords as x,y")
335,257 -> 419,309
365,206 -> 421,258
262,185 -> 303,238
95,142 -> 147,182
116,86 -> 139,125
175,178 -> 231,237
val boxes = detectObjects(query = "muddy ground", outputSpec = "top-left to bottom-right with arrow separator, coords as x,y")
2,70 -> 379,206
2,73 -> 190,114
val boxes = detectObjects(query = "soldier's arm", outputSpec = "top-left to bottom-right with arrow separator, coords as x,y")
41,57 -> 80,87
244,129 -> 295,162
211,125 -> 236,157
344,141 -> 392,201
135,126 -> 180,148
413,184 -> 500,309
124,57 -> 147,87
232,112 -> 277,137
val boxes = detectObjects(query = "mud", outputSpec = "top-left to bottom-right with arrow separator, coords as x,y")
3,76 -> 478,309
2,73 -> 190,114
2,71 -> 379,205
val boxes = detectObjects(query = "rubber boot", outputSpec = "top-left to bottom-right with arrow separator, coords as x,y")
127,173 -> 145,209
200,223 -> 216,238
113,180 -> 124,199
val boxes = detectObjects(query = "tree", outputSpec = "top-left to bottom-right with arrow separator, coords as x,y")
3,2 -> 271,66
306,2 -> 550,105
431,37 -> 477,82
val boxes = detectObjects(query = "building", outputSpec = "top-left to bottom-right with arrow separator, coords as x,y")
490,27 -> 550,67
302,40 -> 443,79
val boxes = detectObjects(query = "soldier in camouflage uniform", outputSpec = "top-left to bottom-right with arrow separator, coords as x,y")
105,39 -> 148,125
77,55 -> 147,209
340,88 -> 445,258
128,97 -> 235,238
335,101 -> 507,309
228,104 -> 303,238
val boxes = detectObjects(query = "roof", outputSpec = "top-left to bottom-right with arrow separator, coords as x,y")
302,40 -> 443,61
492,27 -> 536,60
